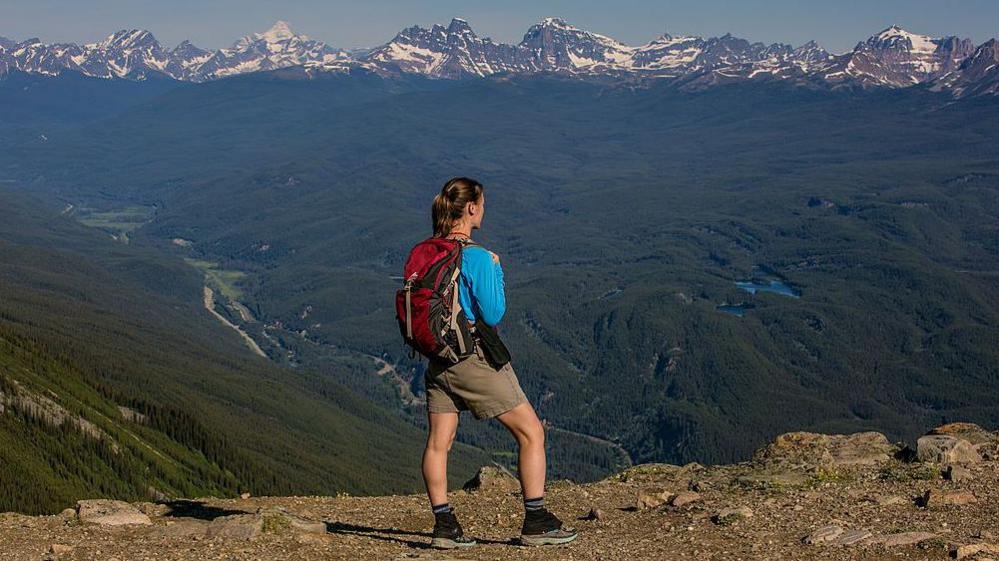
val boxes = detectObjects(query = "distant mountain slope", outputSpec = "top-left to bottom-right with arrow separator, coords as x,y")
0,190 -> 491,514
2,19 -> 997,96
4,74 -> 996,475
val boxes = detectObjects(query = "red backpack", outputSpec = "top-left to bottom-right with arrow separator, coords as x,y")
396,237 -> 476,363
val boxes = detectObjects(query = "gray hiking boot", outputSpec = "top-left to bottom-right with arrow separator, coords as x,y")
431,510 -> 477,549
519,508 -> 578,546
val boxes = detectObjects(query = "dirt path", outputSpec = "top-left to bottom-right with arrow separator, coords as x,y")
202,286 -> 266,358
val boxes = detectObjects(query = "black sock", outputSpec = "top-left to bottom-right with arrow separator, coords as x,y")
524,496 -> 545,514
432,502 -> 452,515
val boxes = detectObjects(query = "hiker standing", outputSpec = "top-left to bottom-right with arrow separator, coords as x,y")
396,177 -> 577,548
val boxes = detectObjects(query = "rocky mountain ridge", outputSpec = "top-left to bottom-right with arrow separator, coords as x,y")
2,19 -> 998,97
2,422 -> 996,560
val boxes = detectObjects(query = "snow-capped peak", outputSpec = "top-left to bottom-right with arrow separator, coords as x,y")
95,29 -> 160,50
447,17 -> 474,35
539,17 -> 572,29
3,19 -> 996,97
258,21 -> 300,43
870,25 -> 937,53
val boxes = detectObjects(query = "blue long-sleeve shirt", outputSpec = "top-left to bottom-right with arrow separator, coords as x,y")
458,245 -> 506,326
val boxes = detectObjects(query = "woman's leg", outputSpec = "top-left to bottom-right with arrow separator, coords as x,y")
423,411 -> 459,506
495,402 -> 546,498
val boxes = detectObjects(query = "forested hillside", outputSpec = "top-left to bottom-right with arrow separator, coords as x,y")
0,190 -> 490,514
2,69 -> 998,493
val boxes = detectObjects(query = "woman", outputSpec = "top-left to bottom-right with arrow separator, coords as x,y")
422,177 -> 578,549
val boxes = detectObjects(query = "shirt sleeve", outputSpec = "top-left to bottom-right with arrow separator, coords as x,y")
463,247 -> 506,326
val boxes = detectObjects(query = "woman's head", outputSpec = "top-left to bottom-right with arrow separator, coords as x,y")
431,177 -> 485,237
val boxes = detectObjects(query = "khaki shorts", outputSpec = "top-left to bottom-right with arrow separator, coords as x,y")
425,344 -> 528,420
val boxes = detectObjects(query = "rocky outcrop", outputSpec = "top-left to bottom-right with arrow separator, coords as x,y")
1,422 -> 995,560
753,430 -> 896,467
76,500 -> 152,526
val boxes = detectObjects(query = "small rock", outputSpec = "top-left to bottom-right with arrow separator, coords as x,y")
240,492 -> 251,500
583,507 -> 605,521
943,465 -> 974,482
712,506 -> 753,525
48,544 -> 74,555
921,489 -> 977,507
76,500 -> 152,526
917,435 -> 981,464
670,491 -> 701,508
804,525 -> 844,544
831,529 -> 874,546
636,489 -> 673,510
206,514 -> 264,540
866,532 -> 938,547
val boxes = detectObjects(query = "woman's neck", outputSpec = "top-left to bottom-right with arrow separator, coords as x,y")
447,224 -> 473,238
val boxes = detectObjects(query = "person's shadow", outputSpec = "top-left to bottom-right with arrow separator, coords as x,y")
159,500 -> 248,520
325,521 -> 515,548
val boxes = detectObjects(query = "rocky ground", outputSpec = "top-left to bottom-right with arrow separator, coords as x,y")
1,423 -> 996,561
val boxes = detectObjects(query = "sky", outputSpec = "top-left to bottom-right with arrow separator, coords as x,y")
4,0 -> 998,54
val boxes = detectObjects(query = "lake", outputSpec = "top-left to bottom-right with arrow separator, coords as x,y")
716,304 -> 751,317
735,279 -> 800,298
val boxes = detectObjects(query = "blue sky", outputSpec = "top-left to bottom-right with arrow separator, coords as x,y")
4,0 -> 998,53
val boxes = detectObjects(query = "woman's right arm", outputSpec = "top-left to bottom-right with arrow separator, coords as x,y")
465,247 -> 506,326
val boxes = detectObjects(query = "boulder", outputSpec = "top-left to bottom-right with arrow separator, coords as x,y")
754,431 -> 895,467
928,423 -> 999,461
943,465 -> 974,482
206,514 -> 264,540
928,423 -> 993,445
149,519 -> 209,538
462,465 -> 520,493
76,500 -> 152,526
917,435 -> 981,464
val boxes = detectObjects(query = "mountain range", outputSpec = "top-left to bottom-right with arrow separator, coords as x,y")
2,19 -> 998,96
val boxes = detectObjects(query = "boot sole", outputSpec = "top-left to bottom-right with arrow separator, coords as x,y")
519,532 -> 579,546
431,537 -> 477,549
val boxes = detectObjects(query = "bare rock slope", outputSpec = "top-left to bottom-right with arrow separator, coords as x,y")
1,423 -> 996,560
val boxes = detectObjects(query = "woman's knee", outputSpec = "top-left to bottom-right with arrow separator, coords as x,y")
516,417 -> 545,448
427,428 -> 457,453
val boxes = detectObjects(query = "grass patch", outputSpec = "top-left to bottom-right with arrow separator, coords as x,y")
878,463 -> 937,482
75,205 -> 155,233
184,259 -> 247,300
